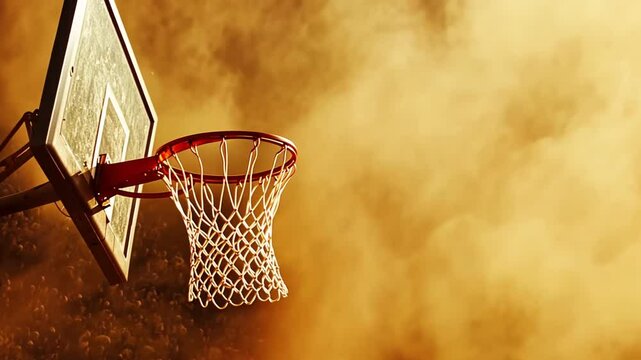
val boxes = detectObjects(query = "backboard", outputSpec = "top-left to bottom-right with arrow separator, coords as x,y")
32,0 -> 157,284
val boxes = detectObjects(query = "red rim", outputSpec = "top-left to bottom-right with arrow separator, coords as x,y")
155,131 -> 298,184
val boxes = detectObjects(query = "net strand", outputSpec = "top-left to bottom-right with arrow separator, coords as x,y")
162,138 -> 295,309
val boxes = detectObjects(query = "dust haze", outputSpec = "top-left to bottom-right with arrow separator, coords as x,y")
2,0 -> 641,359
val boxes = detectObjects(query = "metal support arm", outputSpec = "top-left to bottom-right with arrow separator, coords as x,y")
0,182 -> 59,217
0,111 -> 37,184
94,154 -> 166,202
0,145 -> 34,184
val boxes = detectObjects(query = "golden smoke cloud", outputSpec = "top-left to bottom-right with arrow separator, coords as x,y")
2,0 -> 641,359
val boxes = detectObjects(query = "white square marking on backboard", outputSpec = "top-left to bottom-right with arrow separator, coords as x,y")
92,84 -> 130,221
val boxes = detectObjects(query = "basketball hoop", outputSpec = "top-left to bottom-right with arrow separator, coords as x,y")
94,131 -> 298,309
0,0 -> 297,310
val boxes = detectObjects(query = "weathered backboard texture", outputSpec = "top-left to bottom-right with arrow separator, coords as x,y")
32,0 -> 157,284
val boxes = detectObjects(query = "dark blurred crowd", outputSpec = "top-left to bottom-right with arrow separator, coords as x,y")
0,182 -> 269,359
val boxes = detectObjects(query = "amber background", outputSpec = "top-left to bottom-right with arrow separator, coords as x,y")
2,0 -> 641,359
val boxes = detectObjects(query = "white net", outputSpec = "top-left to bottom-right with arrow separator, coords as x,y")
161,138 -> 296,309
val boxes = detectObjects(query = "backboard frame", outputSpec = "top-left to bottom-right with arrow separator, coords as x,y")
31,0 -> 157,284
